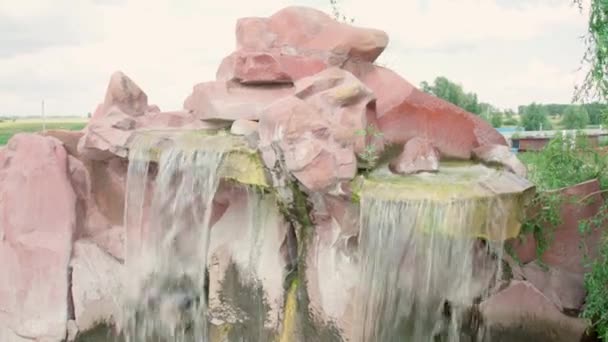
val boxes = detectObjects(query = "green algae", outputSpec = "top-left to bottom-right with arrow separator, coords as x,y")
127,129 -> 269,187
354,162 -> 535,241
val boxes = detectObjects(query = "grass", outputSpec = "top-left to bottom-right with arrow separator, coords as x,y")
0,117 -> 87,145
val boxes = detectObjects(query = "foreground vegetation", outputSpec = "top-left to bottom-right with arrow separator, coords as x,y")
0,118 -> 87,145
518,132 -> 608,340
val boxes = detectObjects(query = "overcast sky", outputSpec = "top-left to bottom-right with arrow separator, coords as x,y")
0,0 -> 590,116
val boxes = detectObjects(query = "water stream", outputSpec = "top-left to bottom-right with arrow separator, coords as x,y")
121,133 -> 225,341
352,164 -> 525,342
103,133 -> 530,342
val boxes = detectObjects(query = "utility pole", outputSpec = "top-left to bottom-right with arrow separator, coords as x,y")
41,100 -> 46,133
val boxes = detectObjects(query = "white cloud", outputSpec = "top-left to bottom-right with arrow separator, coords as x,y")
343,0 -> 584,48
0,0 -> 592,116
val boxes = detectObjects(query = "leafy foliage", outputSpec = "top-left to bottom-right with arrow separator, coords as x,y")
355,124 -> 384,173
420,77 -> 482,114
490,112 -> 503,128
563,105 -> 591,129
503,117 -> 519,126
520,132 -> 608,190
580,201 -> 608,341
574,0 -> 608,102
518,103 -> 608,125
520,103 -> 552,131
518,132 -> 608,260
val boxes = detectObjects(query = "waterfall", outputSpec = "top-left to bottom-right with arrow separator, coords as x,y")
121,133 -> 225,341
353,165 -> 518,342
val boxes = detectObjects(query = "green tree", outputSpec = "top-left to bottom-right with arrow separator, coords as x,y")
583,102 -> 608,124
574,0 -> 608,101
520,103 -> 552,131
490,112 -> 503,128
420,76 -> 482,114
562,106 -> 590,129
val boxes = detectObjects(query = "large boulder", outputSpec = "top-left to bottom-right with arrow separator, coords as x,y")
258,68 -> 374,192
78,110 -> 135,160
78,72 -> 145,160
101,71 -> 148,118
480,281 -> 587,342
0,134 -> 76,341
137,110 -> 211,130
522,261 -> 586,311
305,194 -> 359,341
473,144 -> 527,177
70,240 -> 123,335
389,137 -> 439,174
346,62 -> 507,159
217,49 -> 328,85
42,130 -> 84,157
539,179 -> 604,274
80,72 -> 216,161
183,80 -> 293,121
217,6 -> 389,84
207,185 -> 289,335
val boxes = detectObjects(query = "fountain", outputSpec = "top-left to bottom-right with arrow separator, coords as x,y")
353,163 -> 532,341
0,6 -> 590,342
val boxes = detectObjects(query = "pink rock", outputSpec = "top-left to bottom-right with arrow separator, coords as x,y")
522,261 -> 586,311
136,110 -> 208,129
237,7 -> 388,63
88,226 -> 125,261
541,179 -> 604,274
146,104 -> 161,113
0,134 -> 76,341
183,80 -> 293,121
103,71 -> 148,117
346,62 -> 507,159
70,240 -> 123,334
207,185 -> 289,330
78,109 -> 135,160
230,119 -> 259,136
42,130 -> 84,157
389,137 -> 439,174
306,195 -> 359,340
294,67 -> 375,153
480,281 -> 587,342
217,48 -> 329,84
506,233 -> 537,264
66,156 -> 116,244
90,157 -> 128,227
473,144 -> 527,177
259,68 -> 372,192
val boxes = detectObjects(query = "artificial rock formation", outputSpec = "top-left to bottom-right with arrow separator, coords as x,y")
217,6 -> 388,84
0,134 -> 76,342
0,5 -> 595,342
258,67 -> 374,192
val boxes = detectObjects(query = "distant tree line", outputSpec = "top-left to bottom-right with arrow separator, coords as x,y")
421,76 -> 608,131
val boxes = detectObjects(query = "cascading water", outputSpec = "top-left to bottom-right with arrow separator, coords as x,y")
113,130 -> 281,342
353,163 -> 531,342
207,187 -> 281,342
121,132 -> 225,341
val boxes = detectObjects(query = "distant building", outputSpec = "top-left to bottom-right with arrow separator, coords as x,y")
506,129 -> 608,152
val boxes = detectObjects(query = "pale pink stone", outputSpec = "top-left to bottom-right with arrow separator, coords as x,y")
0,134 -> 76,341
389,137 -> 439,174
480,281 -> 587,342
346,62 -> 507,159
183,80 -> 293,121
473,144 -> 527,177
